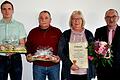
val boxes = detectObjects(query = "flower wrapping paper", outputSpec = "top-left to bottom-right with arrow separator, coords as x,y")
87,41 -> 113,67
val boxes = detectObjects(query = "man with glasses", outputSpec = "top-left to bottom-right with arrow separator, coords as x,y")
95,9 -> 120,80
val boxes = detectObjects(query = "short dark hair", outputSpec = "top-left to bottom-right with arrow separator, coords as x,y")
40,10 -> 51,18
1,1 -> 14,10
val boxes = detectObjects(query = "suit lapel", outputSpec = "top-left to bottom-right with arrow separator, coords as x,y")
102,26 -> 108,42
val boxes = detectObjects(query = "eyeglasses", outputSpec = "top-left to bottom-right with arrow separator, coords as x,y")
72,18 -> 82,21
105,16 -> 118,19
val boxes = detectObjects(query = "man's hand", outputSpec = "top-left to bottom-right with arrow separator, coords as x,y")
50,55 -> 60,63
26,54 -> 33,62
6,52 -> 16,56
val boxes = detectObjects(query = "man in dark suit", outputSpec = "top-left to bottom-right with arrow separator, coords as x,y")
95,9 -> 120,80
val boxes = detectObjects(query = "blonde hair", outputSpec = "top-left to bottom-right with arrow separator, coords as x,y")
69,10 -> 85,28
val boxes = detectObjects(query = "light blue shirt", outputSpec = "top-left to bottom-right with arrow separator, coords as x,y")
0,19 -> 26,55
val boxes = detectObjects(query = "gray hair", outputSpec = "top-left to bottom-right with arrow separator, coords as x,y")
105,9 -> 119,17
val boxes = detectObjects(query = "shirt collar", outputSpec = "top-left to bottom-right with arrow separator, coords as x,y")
107,25 -> 117,31
38,25 -> 52,32
71,28 -> 85,35
1,18 -> 14,24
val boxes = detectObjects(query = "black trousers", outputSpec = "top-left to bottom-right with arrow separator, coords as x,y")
0,54 -> 22,80
70,74 -> 87,80
97,66 -> 120,80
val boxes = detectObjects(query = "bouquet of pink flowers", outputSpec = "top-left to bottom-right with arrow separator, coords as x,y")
88,41 -> 113,67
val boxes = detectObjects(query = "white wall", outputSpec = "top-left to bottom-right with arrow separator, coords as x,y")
0,0 -> 120,80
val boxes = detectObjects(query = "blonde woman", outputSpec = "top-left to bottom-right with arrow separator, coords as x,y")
58,10 -> 96,80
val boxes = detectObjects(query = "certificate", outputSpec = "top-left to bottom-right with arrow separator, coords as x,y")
69,42 -> 88,68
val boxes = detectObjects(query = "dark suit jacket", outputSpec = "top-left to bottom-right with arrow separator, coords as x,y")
95,25 -> 120,79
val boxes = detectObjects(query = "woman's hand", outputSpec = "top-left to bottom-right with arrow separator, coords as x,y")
71,64 -> 79,71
